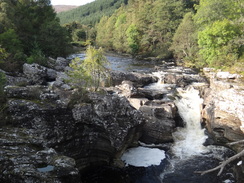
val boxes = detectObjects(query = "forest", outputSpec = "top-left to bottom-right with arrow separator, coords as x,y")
95,0 -> 243,72
59,0 -> 243,74
0,0 -> 243,75
57,0 -> 128,25
0,0 -> 72,72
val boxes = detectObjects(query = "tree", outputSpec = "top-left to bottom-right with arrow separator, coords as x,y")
192,0 -> 243,71
38,20 -> 72,58
96,0 -> 187,58
198,19 -> 241,67
68,46 -> 110,91
0,29 -> 23,58
57,0 -> 127,25
68,57 -> 91,90
171,12 -> 198,66
126,24 -> 140,55
0,0 -> 72,68
194,0 -> 242,29
195,140 -> 244,176
0,46 -> 8,63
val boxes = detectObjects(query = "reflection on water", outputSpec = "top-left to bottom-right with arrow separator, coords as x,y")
67,53 -> 156,72
37,165 -> 54,172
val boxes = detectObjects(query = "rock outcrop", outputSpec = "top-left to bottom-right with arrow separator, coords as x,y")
202,68 -> 244,145
113,65 -> 208,145
139,100 -> 177,144
2,56 -> 244,182
1,59 -> 145,182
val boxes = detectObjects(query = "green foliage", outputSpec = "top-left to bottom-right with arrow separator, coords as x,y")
0,29 -> 23,60
198,19 -> 241,67
73,29 -> 87,42
0,0 -> 72,70
193,0 -> 243,71
27,42 -> 47,66
0,46 -> 8,63
115,13 -> 127,28
126,24 -> 140,55
68,46 -> 110,91
38,20 -> 72,57
64,22 -> 96,47
58,0 -> 128,25
96,0 -> 187,58
95,16 -> 116,49
194,0 -> 242,29
68,57 -> 91,89
171,12 -> 199,66
0,29 -> 25,71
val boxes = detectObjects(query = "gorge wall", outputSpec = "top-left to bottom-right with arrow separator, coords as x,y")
0,56 -> 243,182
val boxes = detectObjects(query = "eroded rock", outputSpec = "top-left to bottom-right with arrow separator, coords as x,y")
139,101 -> 177,144
202,69 -> 244,144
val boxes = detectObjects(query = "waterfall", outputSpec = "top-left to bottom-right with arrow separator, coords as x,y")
172,87 -> 208,159
144,72 -> 175,92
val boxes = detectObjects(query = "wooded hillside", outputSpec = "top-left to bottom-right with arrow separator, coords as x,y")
57,0 -> 128,25
95,0 -> 243,73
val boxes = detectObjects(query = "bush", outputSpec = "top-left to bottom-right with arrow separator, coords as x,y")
27,48 -> 47,67
68,46 -> 110,91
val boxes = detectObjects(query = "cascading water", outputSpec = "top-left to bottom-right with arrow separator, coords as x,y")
120,71 -> 235,182
172,87 -> 209,158
144,71 -> 175,92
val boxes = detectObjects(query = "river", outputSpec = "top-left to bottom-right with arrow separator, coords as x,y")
69,53 -> 236,183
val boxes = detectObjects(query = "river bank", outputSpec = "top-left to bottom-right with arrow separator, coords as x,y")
0,53 -> 243,182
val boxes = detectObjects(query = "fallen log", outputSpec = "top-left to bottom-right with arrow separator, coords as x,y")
195,141 -> 244,176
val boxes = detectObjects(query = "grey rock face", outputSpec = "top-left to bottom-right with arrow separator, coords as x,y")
3,82 -> 144,181
139,101 -> 177,144
72,93 -> 144,150
0,127 -> 80,183
202,69 -> 244,144
23,63 -> 47,85
111,71 -> 157,87
55,57 -> 70,71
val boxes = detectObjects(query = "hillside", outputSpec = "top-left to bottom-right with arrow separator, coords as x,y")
57,0 -> 128,25
53,5 -> 78,13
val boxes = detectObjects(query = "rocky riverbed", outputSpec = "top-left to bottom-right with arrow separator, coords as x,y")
0,55 -> 243,182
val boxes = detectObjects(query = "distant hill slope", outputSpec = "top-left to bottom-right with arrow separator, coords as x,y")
57,0 -> 128,25
53,5 -> 78,13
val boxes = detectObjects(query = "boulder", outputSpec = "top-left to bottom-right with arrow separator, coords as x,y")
52,71 -> 71,90
139,101 -> 177,144
23,63 -> 47,85
115,80 -> 137,98
128,98 -> 149,110
55,57 -> 70,71
46,68 -> 57,81
111,71 -> 157,87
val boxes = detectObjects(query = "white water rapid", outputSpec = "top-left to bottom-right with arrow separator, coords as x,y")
172,86 -> 208,158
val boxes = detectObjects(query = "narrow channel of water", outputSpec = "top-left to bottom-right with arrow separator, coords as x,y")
122,72 -> 235,183
68,53 -> 236,183
172,86 -> 208,159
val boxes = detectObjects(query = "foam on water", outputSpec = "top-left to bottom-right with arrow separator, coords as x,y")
172,87 -> 208,158
121,146 -> 165,167
144,71 -> 175,92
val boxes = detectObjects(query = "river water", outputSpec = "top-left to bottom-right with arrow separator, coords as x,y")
69,53 -> 236,183
122,78 -> 235,183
